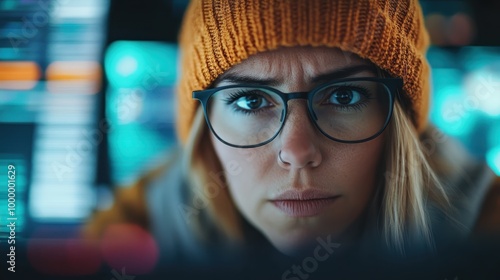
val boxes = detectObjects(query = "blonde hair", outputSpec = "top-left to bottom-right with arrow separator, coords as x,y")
381,100 -> 452,254
182,108 -> 244,243
181,99 -> 454,254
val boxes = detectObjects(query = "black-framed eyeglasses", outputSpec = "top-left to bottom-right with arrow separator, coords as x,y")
193,77 -> 403,148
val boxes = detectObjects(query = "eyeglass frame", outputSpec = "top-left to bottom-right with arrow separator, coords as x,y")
192,77 -> 403,148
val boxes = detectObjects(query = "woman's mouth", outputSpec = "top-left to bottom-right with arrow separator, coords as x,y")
270,189 -> 340,217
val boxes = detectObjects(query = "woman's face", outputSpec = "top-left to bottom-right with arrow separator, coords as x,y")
210,46 -> 386,255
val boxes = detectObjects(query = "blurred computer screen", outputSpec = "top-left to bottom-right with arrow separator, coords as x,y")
0,0 -> 110,236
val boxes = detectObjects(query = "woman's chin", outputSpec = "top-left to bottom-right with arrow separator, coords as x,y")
274,241 -> 315,258
267,230 -> 340,258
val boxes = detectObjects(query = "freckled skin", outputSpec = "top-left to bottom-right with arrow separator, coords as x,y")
210,47 -> 386,256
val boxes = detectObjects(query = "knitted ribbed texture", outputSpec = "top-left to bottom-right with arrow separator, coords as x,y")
176,0 -> 430,143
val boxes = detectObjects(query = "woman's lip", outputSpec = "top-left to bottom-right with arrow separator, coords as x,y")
271,189 -> 338,200
270,189 -> 340,217
271,197 -> 339,217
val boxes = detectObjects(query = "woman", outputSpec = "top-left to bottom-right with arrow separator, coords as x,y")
85,0 -> 500,274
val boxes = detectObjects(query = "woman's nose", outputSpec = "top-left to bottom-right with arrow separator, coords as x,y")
277,101 -> 322,169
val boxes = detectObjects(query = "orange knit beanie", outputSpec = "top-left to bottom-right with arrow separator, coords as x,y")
176,0 -> 431,144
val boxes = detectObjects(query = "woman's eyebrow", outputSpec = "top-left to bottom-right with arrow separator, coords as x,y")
311,64 -> 378,84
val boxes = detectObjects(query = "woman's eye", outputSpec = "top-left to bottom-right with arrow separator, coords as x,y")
327,88 -> 362,105
235,94 -> 269,110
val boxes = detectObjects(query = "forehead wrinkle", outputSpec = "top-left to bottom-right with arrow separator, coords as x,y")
254,50 -> 307,86
300,48 -> 370,80
274,47 -> 372,86
222,52 -> 286,85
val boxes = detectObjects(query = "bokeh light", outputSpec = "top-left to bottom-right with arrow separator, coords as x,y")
104,41 -> 178,88
486,147 -> 500,176
101,223 -> 159,275
28,234 -> 102,276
